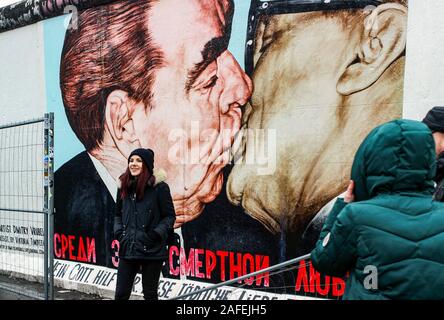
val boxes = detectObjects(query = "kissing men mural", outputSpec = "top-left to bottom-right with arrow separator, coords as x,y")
49,0 -> 407,299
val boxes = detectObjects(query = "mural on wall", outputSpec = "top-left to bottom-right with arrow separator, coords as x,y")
46,0 -> 408,299
228,0 -> 407,256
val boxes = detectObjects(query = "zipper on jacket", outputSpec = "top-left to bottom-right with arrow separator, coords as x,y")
130,192 -> 137,252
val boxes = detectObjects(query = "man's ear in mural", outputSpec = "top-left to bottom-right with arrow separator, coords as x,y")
337,3 -> 407,95
104,89 -> 141,156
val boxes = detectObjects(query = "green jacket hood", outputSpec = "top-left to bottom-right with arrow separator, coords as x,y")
351,119 -> 436,202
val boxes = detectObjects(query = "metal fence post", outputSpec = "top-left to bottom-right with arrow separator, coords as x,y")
48,113 -> 54,300
43,113 -> 54,300
43,114 -> 49,300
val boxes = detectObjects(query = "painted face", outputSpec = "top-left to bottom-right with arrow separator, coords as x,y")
131,0 -> 253,227
128,155 -> 144,177
227,10 -> 404,234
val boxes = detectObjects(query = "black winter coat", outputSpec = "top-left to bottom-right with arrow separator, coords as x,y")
114,171 -> 175,261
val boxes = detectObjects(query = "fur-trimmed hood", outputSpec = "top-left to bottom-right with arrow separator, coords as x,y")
153,168 -> 167,185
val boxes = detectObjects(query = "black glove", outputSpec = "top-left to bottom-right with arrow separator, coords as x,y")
147,230 -> 161,242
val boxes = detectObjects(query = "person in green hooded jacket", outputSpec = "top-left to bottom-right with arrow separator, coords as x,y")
311,119 -> 444,300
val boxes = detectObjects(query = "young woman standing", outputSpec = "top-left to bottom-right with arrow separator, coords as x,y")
114,148 -> 175,300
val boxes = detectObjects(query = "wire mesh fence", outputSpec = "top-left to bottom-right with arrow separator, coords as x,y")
0,114 -> 54,300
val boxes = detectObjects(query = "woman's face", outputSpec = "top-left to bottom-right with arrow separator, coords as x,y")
128,155 -> 144,177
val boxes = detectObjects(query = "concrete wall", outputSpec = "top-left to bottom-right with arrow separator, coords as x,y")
0,22 -> 46,125
403,0 -> 444,119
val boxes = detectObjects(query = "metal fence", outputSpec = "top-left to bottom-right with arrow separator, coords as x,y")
0,113 -> 54,300
169,253 -> 312,300
168,252 -> 345,300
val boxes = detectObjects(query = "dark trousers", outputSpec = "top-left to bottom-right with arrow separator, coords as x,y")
115,258 -> 163,300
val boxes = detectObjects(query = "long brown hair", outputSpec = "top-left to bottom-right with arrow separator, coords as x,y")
119,163 -> 156,201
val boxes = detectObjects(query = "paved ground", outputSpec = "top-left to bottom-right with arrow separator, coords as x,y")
0,274 -> 105,300
0,287 -> 31,300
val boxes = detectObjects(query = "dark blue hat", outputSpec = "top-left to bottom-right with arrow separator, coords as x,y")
129,148 -> 154,172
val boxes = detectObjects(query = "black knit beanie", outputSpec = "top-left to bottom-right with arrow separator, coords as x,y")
128,148 -> 154,173
422,107 -> 444,133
